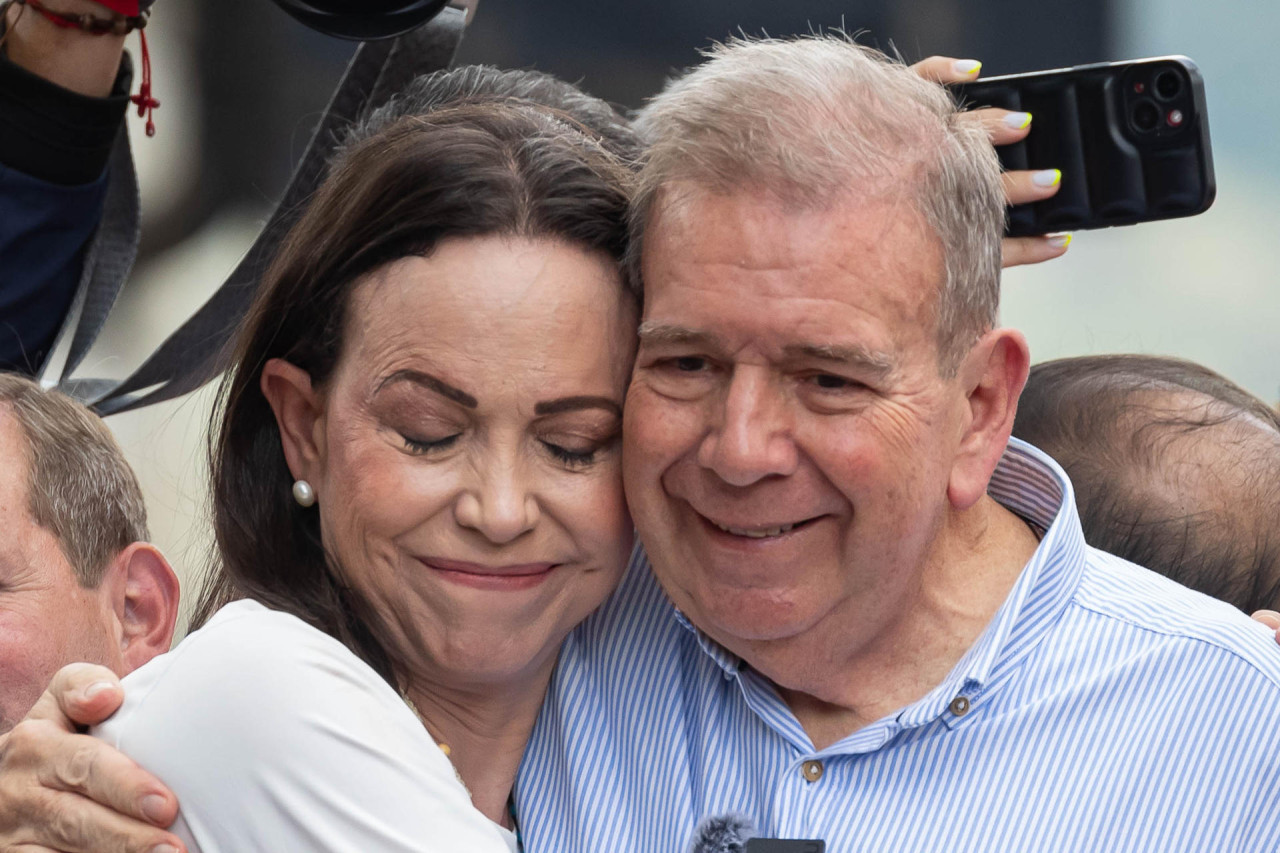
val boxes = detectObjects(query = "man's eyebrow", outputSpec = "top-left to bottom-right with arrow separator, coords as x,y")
636,322 -> 724,351
376,369 -> 477,408
784,343 -> 896,376
534,396 -> 623,417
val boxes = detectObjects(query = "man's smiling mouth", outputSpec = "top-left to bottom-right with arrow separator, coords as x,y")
704,516 -> 822,539
712,521 -> 797,538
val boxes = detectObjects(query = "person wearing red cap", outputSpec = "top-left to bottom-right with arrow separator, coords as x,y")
91,0 -> 141,15
0,0 -> 135,96
0,0 -> 149,374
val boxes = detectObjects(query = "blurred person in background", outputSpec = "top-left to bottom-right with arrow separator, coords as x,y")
1014,354 -> 1280,614
0,372 -> 179,734
0,0 -> 141,374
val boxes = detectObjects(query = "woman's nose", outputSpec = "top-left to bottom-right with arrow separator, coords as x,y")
453,463 -> 541,544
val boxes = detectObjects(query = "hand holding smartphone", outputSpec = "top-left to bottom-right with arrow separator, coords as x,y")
952,56 -> 1215,236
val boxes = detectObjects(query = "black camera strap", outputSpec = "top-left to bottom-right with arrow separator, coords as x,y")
43,5 -> 470,415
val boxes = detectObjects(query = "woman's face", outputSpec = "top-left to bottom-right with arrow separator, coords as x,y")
293,235 -> 636,690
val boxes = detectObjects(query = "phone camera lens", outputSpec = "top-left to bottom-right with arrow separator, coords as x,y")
1131,99 -> 1160,132
1154,70 -> 1183,100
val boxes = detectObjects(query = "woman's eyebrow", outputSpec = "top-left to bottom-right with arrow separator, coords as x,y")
534,396 -> 622,417
376,369 -> 478,408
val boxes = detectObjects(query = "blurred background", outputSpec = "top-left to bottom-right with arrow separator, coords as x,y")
88,0 -> 1279,631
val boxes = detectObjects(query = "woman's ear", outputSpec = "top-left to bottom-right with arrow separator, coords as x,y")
260,358 -> 325,484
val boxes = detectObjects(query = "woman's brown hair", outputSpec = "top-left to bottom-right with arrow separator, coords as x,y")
194,87 -> 636,684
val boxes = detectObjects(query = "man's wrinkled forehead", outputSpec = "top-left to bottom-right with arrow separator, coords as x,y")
641,182 -> 945,299
646,171 -> 911,229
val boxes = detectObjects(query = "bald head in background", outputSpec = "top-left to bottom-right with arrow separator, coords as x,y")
1014,354 -> 1280,614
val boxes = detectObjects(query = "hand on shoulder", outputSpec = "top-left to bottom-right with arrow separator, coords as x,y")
0,662 -> 184,853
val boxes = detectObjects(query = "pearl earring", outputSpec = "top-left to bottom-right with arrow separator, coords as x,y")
292,479 -> 316,507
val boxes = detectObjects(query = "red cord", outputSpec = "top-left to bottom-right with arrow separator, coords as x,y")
129,27 -> 159,137
19,0 -> 159,136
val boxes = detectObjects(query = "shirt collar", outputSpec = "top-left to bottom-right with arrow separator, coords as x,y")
950,438 -> 1088,687
673,608 -> 742,676
670,437 -> 1090,723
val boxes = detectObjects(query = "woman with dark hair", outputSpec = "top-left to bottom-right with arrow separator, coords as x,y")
78,71 -> 640,852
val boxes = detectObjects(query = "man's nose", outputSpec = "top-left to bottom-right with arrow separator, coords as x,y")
696,367 -> 798,486
453,459 -> 540,544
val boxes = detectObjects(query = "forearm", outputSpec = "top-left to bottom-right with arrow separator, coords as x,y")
2,0 -> 127,97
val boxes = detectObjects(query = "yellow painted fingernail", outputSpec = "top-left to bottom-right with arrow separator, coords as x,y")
1003,112 -> 1033,130
1048,234 -> 1072,248
1033,169 -> 1062,188
953,59 -> 982,76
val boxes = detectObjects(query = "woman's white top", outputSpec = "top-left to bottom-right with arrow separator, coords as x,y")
94,600 -> 517,853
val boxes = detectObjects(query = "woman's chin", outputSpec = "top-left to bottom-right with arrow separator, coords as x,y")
407,614 -> 575,692
432,645 -> 559,693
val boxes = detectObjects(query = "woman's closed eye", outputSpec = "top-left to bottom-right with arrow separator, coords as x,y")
401,433 -> 462,455
541,440 -> 599,468
538,427 -> 618,470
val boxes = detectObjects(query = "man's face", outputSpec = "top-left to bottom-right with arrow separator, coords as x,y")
0,410 -> 121,732
623,188 -> 969,655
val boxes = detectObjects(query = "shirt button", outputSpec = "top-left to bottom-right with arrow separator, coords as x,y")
949,695 -> 971,716
801,760 -> 824,782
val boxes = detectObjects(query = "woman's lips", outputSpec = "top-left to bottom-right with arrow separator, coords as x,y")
418,557 -> 560,591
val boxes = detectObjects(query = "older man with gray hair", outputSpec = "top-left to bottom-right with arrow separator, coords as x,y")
515,36 -> 1280,850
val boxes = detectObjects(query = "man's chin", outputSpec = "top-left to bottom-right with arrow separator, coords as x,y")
685,592 -> 821,648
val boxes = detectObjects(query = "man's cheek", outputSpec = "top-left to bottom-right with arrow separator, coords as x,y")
623,392 -> 698,509
0,637 -> 47,732
625,390 -> 681,455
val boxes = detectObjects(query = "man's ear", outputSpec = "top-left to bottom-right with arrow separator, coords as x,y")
947,328 -> 1030,511
102,542 -> 181,674
260,358 -> 325,485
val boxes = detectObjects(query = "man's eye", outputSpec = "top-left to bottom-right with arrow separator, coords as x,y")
809,374 -> 856,390
674,356 -> 706,372
402,434 -> 461,455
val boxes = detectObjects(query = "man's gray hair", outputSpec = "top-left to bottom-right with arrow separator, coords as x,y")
0,373 -> 148,587
630,35 -> 1005,371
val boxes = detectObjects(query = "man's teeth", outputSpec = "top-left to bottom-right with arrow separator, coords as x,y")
714,522 -> 796,538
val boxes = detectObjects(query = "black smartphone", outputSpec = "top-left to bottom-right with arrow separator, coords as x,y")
951,56 -> 1215,236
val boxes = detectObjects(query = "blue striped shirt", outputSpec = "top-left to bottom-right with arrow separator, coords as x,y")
516,439 -> 1280,851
